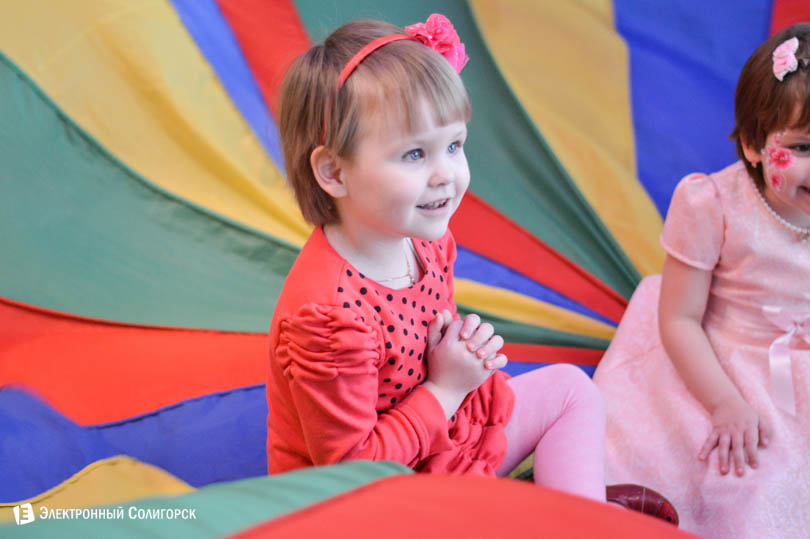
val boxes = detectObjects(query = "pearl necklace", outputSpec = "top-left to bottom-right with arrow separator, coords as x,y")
752,179 -> 810,242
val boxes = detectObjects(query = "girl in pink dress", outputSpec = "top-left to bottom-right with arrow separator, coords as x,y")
266,14 -> 675,522
594,23 -> 810,538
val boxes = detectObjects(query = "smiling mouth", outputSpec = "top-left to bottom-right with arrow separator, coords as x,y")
417,199 -> 450,210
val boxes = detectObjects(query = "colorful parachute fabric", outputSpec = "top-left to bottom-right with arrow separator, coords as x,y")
0,0 -> 806,535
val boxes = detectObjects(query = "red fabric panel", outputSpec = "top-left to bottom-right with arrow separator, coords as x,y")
450,194 -> 628,323
770,0 -> 810,35
501,342 -> 603,367
0,297 -> 266,425
216,0 -> 311,116
230,474 -> 695,539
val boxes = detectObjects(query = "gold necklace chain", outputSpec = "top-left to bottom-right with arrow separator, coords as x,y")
377,240 -> 415,285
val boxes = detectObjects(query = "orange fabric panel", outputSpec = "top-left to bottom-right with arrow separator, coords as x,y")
0,297 -> 266,425
450,194 -> 628,323
501,343 -> 603,367
231,474 -> 695,538
216,0 -> 311,116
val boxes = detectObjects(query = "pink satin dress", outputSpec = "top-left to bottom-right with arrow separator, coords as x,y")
594,161 -> 810,538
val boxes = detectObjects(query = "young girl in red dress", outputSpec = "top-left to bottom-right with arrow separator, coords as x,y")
267,13 -> 675,523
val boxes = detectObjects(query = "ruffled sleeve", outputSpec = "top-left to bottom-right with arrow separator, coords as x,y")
660,173 -> 724,270
276,303 -> 454,467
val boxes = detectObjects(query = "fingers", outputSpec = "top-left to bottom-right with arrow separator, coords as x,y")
484,353 -> 508,371
426,314 -> 445,351
698,430 -> 718,461
457,315 -> 504,364
476,336 -> 505,366
743,426 -> 759,470
465,323 -> 495,353
717,433 -> 731,475
758,417 -> 772,448
459,313 -> 480,339
731,430 -> 746,476
443,319 -> 463,342
428,310 -> 455,350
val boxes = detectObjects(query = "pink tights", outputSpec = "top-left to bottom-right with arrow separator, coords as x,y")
495,364 -> 606,502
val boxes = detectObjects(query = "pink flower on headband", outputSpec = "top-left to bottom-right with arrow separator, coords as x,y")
773,37 -> 799,81
405,13 -> 469,73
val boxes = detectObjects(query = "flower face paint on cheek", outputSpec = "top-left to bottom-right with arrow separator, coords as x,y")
767,147 -> 794,169
763,133 -> 795,192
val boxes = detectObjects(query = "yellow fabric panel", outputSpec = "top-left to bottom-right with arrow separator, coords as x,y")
469,0 -> 665,276
0,456 -> 193,522
0,0 -> 310,246
506,453 -> 534,479
454,278 -> 615,341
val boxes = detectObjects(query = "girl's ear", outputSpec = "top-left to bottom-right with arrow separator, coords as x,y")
310,146 -> 348,198
741,139 -> 762,166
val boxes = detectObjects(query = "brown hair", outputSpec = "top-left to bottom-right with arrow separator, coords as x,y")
732,23 -> 810,187
278,20 -> 471,225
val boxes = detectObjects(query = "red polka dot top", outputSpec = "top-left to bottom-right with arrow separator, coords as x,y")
267,226 -> 514,476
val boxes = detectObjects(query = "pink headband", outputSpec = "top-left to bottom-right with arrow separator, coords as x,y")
338,34 -> 413,89
322,14 -> 469,145
337,13 -> 469,89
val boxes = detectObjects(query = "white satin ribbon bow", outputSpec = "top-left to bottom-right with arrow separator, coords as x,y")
762,306 -> 810,415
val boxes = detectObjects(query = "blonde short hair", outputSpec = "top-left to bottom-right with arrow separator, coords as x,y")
732,23 -> 810,187
279,20 -> 471,225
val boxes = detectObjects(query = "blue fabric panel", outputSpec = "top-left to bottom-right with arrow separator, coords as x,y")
615,0 -> 772,216
454,246 -> 616,327
0,385 -> 268,501
93,385 -> 268,487
169,0 -> 284,167
502,361 -> 595,379
0,387 -> 118,502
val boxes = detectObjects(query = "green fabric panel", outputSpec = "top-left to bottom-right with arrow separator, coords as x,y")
0,461 -> 410,538
293,0 -> 640,299
0,47 -> 607,347
456,303 -> 609,350
0,51 -> 299,332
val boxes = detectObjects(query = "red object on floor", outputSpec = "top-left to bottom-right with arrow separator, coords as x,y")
606,483 -> 679,526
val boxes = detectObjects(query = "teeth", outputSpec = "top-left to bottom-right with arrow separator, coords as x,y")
419,199 -> 446,209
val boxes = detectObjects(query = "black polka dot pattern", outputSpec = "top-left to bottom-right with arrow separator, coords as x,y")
332,237 -> 455,412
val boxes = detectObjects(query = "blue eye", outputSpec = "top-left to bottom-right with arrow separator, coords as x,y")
448,141 -> 463,154
403,149 -> 424,161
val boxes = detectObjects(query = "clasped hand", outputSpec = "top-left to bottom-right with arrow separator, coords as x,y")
699,394 -> 772,476
425,310 -> 507,396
